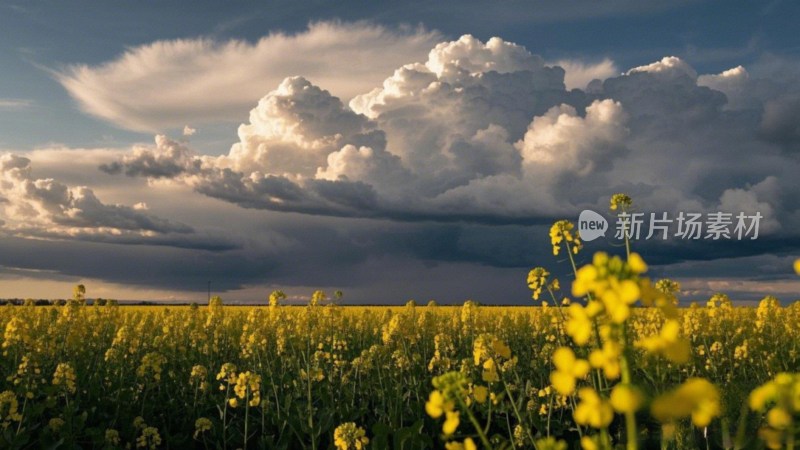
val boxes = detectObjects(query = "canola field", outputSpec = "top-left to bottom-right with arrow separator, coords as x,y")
1,196 -> 799,450
1,289 -> 799,449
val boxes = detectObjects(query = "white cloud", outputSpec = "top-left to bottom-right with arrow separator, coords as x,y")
555,58 -> 618,90
0,98 -> 33,109
424,35 -> 544,81
697,66 -> 755,110
182,125 -> 196,137
627,56 -> 697,80
516,99 -> 628,177
56,21 -> 442,132
0,152 -> 237,249
716,176 -> 781,234
221,76 -> 383,177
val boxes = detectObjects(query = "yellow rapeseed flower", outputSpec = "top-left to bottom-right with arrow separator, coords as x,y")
589,341 -> 622,380
425,391 -> 453,419
333,422 -> 369,450
651,378 -> 720,427
527,267 -> 550,300
472,385 -> 488,404
550,347 -> 590,395
637,319 -> 691,364
534,436 -> 567,450
609,193 -> 632,211
550,220 -> 582,256
52,362 -> 77,395
574,387 -> 614,429
610,384 -> 643,414
442,410 -> 460,435
193,417 -> 212,439
445,438 -> 477,450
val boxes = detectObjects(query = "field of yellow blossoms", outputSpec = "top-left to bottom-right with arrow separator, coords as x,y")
1,195 -> 799,450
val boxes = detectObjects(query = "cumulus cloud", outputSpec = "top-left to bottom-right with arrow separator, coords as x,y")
100,135 -> 200,178
516,99 -> 628,177
555,58 -> 618,90
716,176 -> 782,235
0,152 -> 238,250
697,66 -> 754,110
56,22 -> 442,132
627,56 -> 698,80
100,35 -> 800,242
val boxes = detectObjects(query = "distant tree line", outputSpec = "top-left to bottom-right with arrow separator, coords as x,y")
0,298 -> 120,306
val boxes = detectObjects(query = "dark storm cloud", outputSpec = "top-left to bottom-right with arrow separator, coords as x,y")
759,98 -> 800,153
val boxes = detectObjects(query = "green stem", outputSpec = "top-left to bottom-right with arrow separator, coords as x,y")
619,352 -> 638,450
457,395 -> 494,450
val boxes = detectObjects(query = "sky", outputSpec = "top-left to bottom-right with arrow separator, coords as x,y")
1,0 -> 799,304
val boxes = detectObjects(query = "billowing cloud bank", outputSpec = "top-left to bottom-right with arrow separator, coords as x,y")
102,35 -> 798,233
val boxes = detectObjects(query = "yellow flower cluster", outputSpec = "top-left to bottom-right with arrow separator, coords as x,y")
426,372 -> 471,436
189,364 -> 209,391
137,352 -> 166,383
574,387 -> 614,429
550,347 -> 589,395
48,417 -> 65,432
268,290 -> 286,308
445,438 -> 477,450
105,429 -> 121,446
333,422 -> 369,450
232,371 -> 261,408
133,417 -> 162,450
651,378 -> 720,427
2,317 -> 29,352
193,417 -> 212,439
572,252 -> 647,324
609,384 -> 643,414
749,373 -> 800,449
310,290 -> 327,306
136,426 -> 162,449
654,278 -> 681,306
0,391 -> 22,428
637,319 -> 690,364
588,340 -> 622,379
527,267 -> 550,300
609,193 -> 633,211
549,220 -> 582,256
216,362 -> 237,386
52,362 -> 77,395
473,334 -> 513,383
